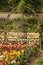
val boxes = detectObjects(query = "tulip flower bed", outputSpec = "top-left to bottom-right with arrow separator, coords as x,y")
0,42 -> 39,65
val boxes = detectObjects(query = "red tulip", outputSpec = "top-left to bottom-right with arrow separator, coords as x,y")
0,62 -> 3,65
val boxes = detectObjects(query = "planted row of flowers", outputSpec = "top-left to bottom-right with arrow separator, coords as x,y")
0,42 -> 39,65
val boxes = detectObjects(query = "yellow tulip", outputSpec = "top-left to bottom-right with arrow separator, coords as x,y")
21,50 -> 24,53
3,51 -> 8,56
17,51 -> 21,57
13,50 -> 17,55
9,52 -> 14,56
6,55 -> 8,58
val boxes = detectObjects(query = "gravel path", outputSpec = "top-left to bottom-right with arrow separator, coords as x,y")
0,12 -> 43,19
0,12 -> 22,19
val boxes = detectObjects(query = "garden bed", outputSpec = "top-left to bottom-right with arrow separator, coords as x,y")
0,42 -> 39,65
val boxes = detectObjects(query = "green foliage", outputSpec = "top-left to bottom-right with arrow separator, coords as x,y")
0,0 -> 20,12
15,46 -> 39,65
39,20 -> 43,49
40,20 -> 43,32
0,17 -> 42,33
0,18 -> 13,31
37,59 -> 43,65
0,0 -> 43,12
0,17 -> 38,32
13,17 -> 38,32
25,0 -> 42,12
25,17 -> 38,32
